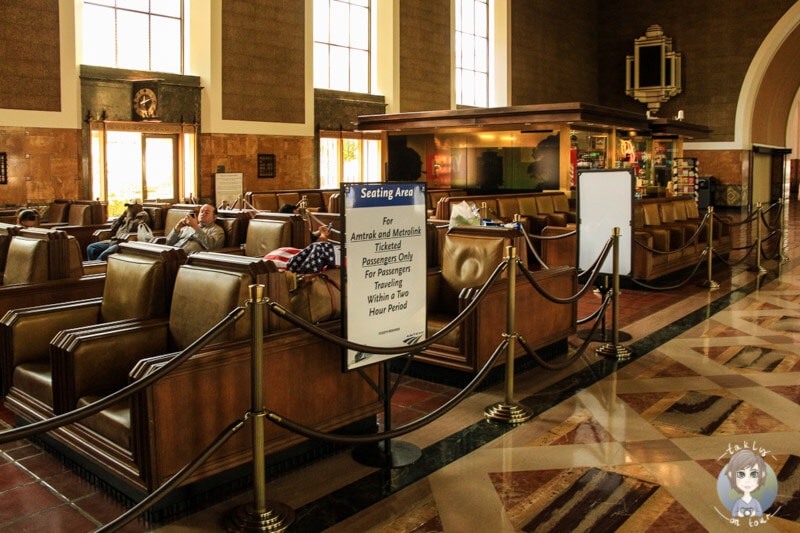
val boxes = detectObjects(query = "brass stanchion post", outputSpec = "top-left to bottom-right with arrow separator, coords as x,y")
484,246 -> 533,424
596,228 -> 633,360
227,285 -> 294,533
749,202 -> 767,275
780,198 -> 789,264
481,201 -> 488,220
699,207 -> 719,289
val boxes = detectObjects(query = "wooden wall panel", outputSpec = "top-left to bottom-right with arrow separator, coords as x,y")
0,0 -> 61,112
399,0 -> 451,112
221,0 -> 305,124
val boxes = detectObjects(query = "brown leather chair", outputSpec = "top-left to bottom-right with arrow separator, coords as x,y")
67,204 -> 93,226
43,255 -> 273,450
245,214 -> 308,256
421,225 -> 573,374
533,196 -> 568,227
550,193 -> 577,223
0,242 -> 186,406
0,223 -> 21,277
40,200 -> 70,226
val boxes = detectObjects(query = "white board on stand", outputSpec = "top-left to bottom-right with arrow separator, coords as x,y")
577,169 -> 634,276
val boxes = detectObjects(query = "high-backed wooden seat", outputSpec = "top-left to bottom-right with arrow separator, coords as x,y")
0,242 -> 186,405
0,223 -> 21,277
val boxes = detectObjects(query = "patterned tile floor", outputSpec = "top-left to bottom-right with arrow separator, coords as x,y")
0,200 -> 798,532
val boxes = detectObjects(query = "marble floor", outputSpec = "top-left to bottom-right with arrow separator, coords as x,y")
1,201 -> 798,532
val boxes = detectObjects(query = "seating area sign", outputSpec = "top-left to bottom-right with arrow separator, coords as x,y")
342,183 -> 427,371
577,169 -> 634,275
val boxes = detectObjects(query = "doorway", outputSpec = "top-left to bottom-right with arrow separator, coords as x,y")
750,146 -> 790,210
90,123 -> 197,217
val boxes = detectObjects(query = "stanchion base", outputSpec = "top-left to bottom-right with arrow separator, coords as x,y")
484,402 -> 533,424
748,265 -> 768,275
351,440 -> 422,469
226,501 -> 295,533
596,343 -> 633,360
698,279 -> 720,290
576,329 -> 632,342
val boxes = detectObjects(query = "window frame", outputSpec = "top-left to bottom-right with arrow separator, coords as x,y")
454,0 -> 489,108
313,0 -> 372,93
319,130 -> 383,188
83,0 -> 185,74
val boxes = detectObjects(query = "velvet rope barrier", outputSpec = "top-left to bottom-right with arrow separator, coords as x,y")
266,260 -> 508,356
97,418 -> 246,533
577,293 -> 611,325
713,240 -> 757,267
265,338 -> 509,444
520,227 -> 550,270
516,238 -> 613,305
633,213 -> 709,255
518,292 -> 612,371
629,250 -> 708,291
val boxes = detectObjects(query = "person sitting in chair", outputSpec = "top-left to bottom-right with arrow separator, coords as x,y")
87,199 -> 151,261
165,204 -> 225,254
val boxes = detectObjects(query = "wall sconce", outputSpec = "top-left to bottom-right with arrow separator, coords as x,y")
625,25 -> 682,115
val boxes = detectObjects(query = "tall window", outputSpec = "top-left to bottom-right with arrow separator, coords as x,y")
314,0 -> 370,93
455,0 -> 488,107
320,132 -> 381,189
83,0 -> 183,74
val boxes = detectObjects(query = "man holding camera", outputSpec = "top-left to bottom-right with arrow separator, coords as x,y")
165,204 -> 225,255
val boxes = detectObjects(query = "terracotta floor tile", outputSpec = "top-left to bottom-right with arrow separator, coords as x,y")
624,439 -> 692,463
411,395 -> 451,413
0,463 -> 36,493
18,453 -> 69,479
391,385 -> 436,407
0,438 -> 32,453
5,445 -> 42,461
73,493 -> 148,533
42,472 -> 98,502
0,483 -> 63,525
0,504 -> 96,533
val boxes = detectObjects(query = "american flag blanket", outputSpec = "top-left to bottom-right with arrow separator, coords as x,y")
287,242 -> 338,274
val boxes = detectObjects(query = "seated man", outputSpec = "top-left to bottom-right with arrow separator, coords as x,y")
16,209 -> 38,228
165,204 -> 225,254
87,199 -> 151,261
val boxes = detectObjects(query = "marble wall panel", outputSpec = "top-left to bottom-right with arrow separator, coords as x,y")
198,133 -> 315,201
0,127 -> 81,205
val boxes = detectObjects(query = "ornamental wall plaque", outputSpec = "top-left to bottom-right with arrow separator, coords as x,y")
625,25 -> 682,115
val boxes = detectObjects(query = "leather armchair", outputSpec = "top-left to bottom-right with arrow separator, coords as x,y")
245,214 -> 309,257
0,242 -> 186,405
0,223 -> 21,277
551,193 -> 577,224
533,196 -> 569,227
421,226 -> 574,374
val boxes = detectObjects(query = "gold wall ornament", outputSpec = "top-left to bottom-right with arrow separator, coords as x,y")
625,25 -> 682,115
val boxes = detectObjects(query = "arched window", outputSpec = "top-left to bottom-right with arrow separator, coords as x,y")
455,0 -> 489,107
82,0 -> 183,74
314,0 -> 371,93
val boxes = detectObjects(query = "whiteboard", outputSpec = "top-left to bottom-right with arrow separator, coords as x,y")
577,169 -> 633,276
215,173 -> 243,207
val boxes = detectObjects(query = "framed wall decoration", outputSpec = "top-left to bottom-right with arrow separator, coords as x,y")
258,154 -> 276,178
